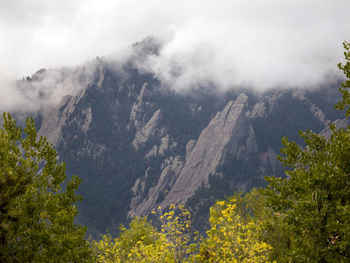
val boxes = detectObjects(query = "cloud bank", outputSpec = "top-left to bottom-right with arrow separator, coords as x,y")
1,0 -> 350,110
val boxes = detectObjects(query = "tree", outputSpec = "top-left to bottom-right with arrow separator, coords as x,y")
336,41 -> 350,117
0,113 -> 92,262
93,205 -> 196,263
263,42 -> 350,262
92,217 -> 159,263
194,192 -> 273,263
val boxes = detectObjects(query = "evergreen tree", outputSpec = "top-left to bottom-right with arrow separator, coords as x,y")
264,42 -> 350,262
0,113 -> 92,262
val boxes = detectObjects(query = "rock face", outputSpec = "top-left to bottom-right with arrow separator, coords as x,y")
162,94 -> 257,207
132,109 -> 163,150
17,39 -> 343,234
37,61 -> 104,145
129,155 -> 183,217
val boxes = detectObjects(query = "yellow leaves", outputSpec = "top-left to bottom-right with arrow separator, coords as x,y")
195,198 -> 273,263
93,205 -> 196,262
217,201 -> 225,206
93,200 -> 274,262
92,234 -> 121,263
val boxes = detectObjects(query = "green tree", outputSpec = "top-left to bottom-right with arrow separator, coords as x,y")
0,113 -> 92,262
336,41 -> 350,117
264,42 -> 350,262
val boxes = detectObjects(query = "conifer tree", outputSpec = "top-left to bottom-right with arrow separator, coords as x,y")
264,42 -> 350,262
0,113 -> 92,262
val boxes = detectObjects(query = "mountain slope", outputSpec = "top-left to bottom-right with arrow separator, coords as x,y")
13,40 -> 344,235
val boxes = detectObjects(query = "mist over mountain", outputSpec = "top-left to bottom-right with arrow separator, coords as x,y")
2,38 -> 342,235
1,0 -> 350,237
1,0 -> 350,113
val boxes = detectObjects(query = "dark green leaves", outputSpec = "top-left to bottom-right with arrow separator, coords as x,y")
262,42 -> 350,262
0,113 -> 92,262
336,41 -> 350,117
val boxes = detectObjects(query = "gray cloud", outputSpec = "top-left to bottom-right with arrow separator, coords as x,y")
1,0 -> 350,111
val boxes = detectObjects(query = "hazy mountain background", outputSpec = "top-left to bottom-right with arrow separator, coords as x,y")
3,38 -> 343,236
1,1 -> 350,236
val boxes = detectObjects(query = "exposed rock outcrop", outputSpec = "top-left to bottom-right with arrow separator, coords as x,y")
129,155 -> 184,217
293,89 -> 330,126
132,109 -> 163,150
37,61 -> 104,145
161,93 -> 257,207
185,140 -> 196,161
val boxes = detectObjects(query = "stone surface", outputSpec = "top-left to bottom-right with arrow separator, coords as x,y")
129,155 -> 184,217
161,93 -> 257,207
132,109 -> 163,150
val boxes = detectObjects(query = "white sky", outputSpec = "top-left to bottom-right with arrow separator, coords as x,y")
1,0 -> 350,109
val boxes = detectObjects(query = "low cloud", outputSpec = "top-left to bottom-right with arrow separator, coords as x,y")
1,0 -> 350,111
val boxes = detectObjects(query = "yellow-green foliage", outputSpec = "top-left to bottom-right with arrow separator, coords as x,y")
194,199 -> 273,263
93,205 -> 196,263
92,217 -> 159,262
93,201 -> 274,263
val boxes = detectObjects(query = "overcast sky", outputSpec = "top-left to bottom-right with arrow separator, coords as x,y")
1,0 -> 350,109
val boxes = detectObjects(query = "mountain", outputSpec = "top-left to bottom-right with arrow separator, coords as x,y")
11,39 -> 344,235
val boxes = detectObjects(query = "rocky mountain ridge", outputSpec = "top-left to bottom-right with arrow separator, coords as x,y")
8,41 -> 345,235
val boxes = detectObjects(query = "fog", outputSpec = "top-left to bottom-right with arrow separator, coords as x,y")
1,0 -> 350,110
